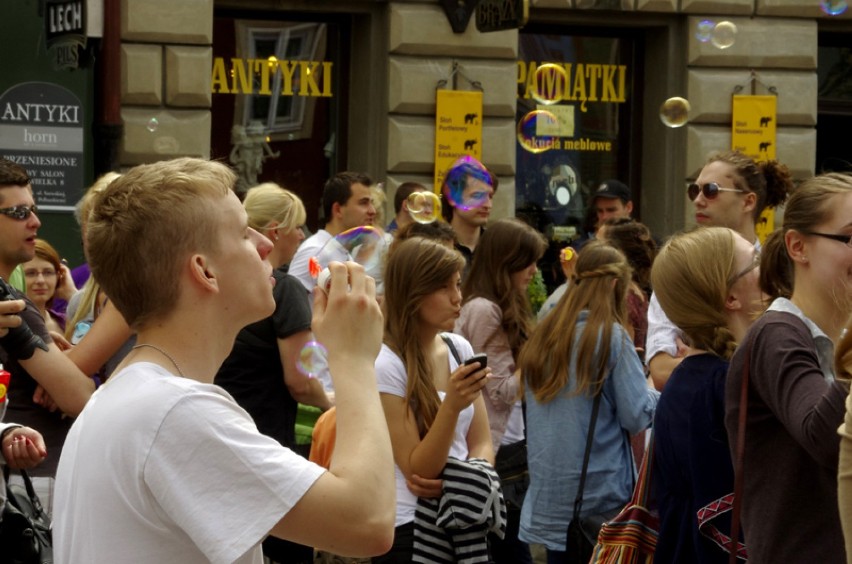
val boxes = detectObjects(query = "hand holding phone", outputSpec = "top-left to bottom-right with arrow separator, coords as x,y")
463,353 -> 487,372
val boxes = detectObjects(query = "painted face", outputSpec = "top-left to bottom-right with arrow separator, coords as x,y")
339,183 -> 376,230
692,161 -> 753,231
418,271 -> 463,333
213,191 -> 276,325
452,176 -> 494,228
23,256 -> 57,306
728,232 -> 765,318
0,186 -> 40,275
511,263 -> 538,294
594,197 -> 632,226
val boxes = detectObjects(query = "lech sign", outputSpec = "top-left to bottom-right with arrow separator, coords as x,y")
476,0 -> 529,32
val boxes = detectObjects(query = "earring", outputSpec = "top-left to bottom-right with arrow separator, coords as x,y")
802,256 -> 808,263
272,231 -> 279,241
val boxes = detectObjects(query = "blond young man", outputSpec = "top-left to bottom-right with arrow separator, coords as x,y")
53,158 -> 394,563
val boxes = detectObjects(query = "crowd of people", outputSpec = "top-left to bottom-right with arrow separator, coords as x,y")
1,149 -> 852,564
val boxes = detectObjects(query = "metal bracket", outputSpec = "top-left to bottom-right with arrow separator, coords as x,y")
440,0 -> 480,33
733,70 -> 778,96
436,61 -> 484,91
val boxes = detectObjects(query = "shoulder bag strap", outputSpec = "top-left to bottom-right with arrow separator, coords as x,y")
728,340 -> 752,564
573,390 -> 603,521
440,333 -> 463,365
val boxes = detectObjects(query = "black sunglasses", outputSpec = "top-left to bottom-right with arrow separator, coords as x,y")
687,182 -> 746,201
0,204 -> 38,221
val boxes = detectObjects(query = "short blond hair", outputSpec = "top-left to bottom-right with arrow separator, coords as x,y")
87,158 -> 234,329
243,182 -> 306,234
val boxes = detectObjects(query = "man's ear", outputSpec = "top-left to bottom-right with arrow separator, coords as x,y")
624,201 -> 633,216
190,254 -> 217,292
331,201 -> 342,220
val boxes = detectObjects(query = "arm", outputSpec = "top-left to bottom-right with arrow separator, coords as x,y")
645,292 -> 683,390
465,394 -> 494,465
20,343 -> 95,415
65,299 -> 133,376
278,330 -> 332,410
837,392 -> 852,558
381,360 -> 487,480
270,262 -> 394,557
611,327 -> 660,435
750,318 -> 848,468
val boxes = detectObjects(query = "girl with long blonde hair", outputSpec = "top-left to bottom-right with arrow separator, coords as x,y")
517,241 -> 658,562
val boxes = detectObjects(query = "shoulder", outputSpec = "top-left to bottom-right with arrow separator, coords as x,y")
376,344 -> 407,394
443,332 -> 474,360
459,298 -> 500,324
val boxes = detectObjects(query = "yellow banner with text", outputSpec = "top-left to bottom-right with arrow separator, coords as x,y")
434,90 -> 483,191
732,95 -> 777,241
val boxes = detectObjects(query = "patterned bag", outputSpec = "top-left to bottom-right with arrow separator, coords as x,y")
589,433 -> 658,564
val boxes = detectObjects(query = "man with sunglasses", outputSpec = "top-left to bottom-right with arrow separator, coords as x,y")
646,153 -> 786,390
0,159 -> 95,469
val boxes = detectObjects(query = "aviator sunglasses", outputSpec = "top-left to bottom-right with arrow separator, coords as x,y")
687,182 -> 746,201
0,204 -> 38,220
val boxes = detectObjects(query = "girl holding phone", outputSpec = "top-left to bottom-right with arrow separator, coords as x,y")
374,237 -> 494,563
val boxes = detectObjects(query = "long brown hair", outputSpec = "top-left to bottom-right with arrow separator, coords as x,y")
518,242 -> 631,402
462,218 -> 546,357
383,237 -> 465,436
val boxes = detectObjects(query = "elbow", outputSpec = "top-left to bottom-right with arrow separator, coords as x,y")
342,508 -> 395,557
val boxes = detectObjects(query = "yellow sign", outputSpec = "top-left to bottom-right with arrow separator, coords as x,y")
517,62 -> 628,112
732,95 -> 777,241
211,57 -> 333,97
434,90 -> 483,190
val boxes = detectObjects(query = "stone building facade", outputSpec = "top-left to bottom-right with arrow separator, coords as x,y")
118,0 -> 852,237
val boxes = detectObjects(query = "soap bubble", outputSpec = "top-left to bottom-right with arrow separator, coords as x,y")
820,0 -> 848,15
309,226 -> 386,288
442,156 -> 494,211
296,340 -> 327,378
711,21 -> 737,49
517,110 -> 560,154
406,191 -> 442,224
659,97 -> 690,128
696,19 -> 715,43
531,63 -> 568,106
146,117 -> 159,133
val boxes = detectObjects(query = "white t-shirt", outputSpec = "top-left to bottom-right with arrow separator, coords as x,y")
54,363 -> 325,564
375,334 -> 475,527
289,229 -> 333,293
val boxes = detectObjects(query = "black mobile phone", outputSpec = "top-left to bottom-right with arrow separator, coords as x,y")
463,353 -> 487,372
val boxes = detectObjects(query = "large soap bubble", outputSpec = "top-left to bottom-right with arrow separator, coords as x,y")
659,97 -> 690,128
442,156 -> 494,211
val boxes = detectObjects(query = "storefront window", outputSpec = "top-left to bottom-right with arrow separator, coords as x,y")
515,32 -> 636,289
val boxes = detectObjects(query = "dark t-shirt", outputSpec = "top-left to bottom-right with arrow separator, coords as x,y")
215,269 -> 312,449
2,290 -> 65,477
654,353 -> 734,564
725,310 -> 848,564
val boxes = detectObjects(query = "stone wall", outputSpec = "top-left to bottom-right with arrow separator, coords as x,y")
120,0 -> 213,166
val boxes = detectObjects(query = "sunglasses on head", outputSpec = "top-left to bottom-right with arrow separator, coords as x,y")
687,182 -> 746,201
0,204 -> 38,221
